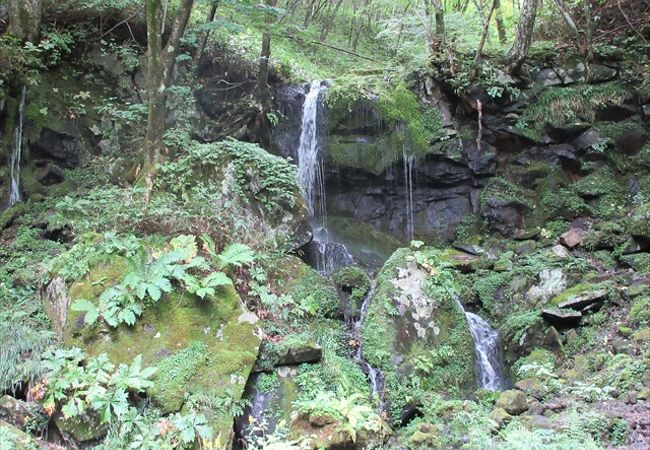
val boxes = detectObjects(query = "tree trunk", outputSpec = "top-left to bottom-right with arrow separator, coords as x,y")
494,0 -> 507,44
143,0 -> 195,174
506,0 -> 539,73
470,0 -> 497,81
258,0 -> 277,111
432,0 -> 445,41
8,0 -> 42,41
194,0 -> 220,64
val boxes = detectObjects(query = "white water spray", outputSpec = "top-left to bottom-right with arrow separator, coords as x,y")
455,300 -> 506,391
8,86 -> 27,207
297,80 -> 327,221
403,148 -> 415,240
296,81 -> 353,273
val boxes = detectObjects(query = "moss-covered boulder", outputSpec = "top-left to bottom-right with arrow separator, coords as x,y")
627,202 -> 650,243
361,248 -> 475,420
60,260 -> 261,446
0,419 -> 42,449
495,390 -> 528,415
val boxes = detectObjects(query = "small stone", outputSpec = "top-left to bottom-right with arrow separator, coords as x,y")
495,390 -> 528,415
551,245 -> 571,259
560,228 -> 584,248
618,326 -> 633,337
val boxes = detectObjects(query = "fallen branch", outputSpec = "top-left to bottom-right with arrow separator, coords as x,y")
617,0 -> 647,44
91,7 -> 144,41
275,33 -> 380,63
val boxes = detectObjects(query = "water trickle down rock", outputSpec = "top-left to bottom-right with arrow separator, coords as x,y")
8,86 -> 27,207
455,300 -> 507,391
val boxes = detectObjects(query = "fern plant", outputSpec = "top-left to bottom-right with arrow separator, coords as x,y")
72,235 -> 256,328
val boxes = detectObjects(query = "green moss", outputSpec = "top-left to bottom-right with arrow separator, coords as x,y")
481,177 -> 534,207
627,202 -> 650,239
629,296 -> 650,325
361,248 -> 475,421
537,170 -> 590,221
549,283 -> 604,307
619,253 -> 650,273
572,168 -> 628,219
0,419 -> 41,450
266,255 -> 340,319
327,216 -> 404,265
64,261 -> 261,437
148,341 -> 209,412
519,82 -> 630,137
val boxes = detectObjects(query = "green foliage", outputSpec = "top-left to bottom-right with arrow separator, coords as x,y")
244,417 -> 311,450
500,310 -> 543,345
293,392 -> 382,443
630,296 -> 650,324
40,348 -> 155,423
157,140 -> 299,215
68,234 -> 244,328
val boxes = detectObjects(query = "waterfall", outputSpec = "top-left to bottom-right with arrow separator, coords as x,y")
455,300 -> 506,391
402,148 -> 415,241
8,86 -> 27,207
297,80 -> 327,221
353,282 -> 387,414
296,81 -> 353,274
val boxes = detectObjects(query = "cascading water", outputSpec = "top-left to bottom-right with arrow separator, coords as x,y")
402,148 -> 415,241
353,282 -> 387,415
455,299 -> 506,391
296,81 -> 353,273
8,86 -> 27,207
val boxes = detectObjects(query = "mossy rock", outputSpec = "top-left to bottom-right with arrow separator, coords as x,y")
361,248 -> 475,421
439,248 -> 494,273
548,283 -> 608,307
326,133 -> 402,175
629,297 -> 650,325
0,419 -> 41,450
326,216 -> 403,268
495,390 -> 528,415
627,202 -> 650,241
265,255 -> 340,320
54,411 -> 107,444
62,259 -> 262,442
619,253 -> 650,273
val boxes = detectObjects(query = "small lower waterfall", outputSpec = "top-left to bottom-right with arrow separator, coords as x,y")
296,80 -> 353,273
353,283 -> 387,414
8,86 -> 27,207
455,300 -> 506,391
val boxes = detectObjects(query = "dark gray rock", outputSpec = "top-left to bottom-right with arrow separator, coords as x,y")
542,308 -> 582,327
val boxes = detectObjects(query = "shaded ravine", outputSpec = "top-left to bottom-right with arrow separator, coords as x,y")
455,299 -> 507,391
8,86 -> 27,207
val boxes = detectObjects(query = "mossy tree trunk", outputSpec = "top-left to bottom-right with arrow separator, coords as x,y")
257,0 -> 277,112
506,0 -> 540,73
8,0 -> 42,42
494,0 -> 507,44
142,0 -> 195,177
